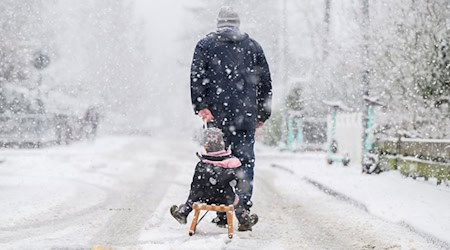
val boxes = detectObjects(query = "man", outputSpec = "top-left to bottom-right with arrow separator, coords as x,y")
190,6 -> 272,231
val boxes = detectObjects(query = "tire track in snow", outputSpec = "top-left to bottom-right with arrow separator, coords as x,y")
302,177 -> 368,212
255,168 -> 360,249
303,176 -> 450,249
0,179 -> 112,243
261,160 -> 444,249
269,161 -> 449,249
0,137 -> 174,248
89,161 -> 173,246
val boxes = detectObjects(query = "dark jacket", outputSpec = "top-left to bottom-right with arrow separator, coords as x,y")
190,28 -> 272,131
186,150 -> 241,207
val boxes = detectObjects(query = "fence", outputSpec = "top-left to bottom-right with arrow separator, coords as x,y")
0,114 -> 58,147
0,113 -> 95,148
377,137 -> 450,184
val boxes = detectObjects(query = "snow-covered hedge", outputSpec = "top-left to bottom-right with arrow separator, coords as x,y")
377,138 -> 450,184
377,137 -> 449,163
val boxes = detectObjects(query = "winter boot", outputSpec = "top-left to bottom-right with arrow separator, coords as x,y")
211,212 -> 228,228
170,205 -> 187,224
238,214 -> 258,231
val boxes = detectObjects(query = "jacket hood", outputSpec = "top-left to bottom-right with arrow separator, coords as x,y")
213,28 -> 248,43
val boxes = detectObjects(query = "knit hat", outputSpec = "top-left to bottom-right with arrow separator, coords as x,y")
202,127 -> 226,153
217,6 -> 240,29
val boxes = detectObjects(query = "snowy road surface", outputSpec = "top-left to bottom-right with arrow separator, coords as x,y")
0,136 -> 447,249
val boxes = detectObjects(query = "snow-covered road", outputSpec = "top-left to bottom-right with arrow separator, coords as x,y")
0,136 -> 446,249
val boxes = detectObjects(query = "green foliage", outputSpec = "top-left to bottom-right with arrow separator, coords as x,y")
393,2 -> 449,103
398,159 -> 450,184
418,40 -> 450,100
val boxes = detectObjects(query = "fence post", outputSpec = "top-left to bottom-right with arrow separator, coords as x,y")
395,135 -> 402,170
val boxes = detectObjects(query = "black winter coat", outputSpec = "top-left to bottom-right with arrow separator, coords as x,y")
186,152 -> 241,206
190,28 -> 272,131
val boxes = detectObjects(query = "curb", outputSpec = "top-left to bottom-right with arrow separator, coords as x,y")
302,177 -> 368,212
303,176 -> 450,249
270,163 -> 450,248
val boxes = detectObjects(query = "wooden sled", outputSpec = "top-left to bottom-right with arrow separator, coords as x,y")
189,203 -> 234,239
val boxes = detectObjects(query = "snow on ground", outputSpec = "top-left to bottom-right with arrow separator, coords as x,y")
0,135 -> 448,249
262,147 -> 450,247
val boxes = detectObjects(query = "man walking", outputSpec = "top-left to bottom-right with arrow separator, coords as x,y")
190,6 -> 272,231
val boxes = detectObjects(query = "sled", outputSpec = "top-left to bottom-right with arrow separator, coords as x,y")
189,203 -> 234,239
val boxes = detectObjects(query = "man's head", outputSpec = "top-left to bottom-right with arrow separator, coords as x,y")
217,6 -> 240,29
202,127 -> 225,153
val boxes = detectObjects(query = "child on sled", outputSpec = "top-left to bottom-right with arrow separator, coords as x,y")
170,127 -> 258,231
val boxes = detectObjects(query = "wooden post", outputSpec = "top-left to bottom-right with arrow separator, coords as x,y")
189,207 -> 200,236
226,205 -> 234,239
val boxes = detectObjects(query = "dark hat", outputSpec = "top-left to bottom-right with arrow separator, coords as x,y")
217,6 -> 240,29
202,127 -> 225,152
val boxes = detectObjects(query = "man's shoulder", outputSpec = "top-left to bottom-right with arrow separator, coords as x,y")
208,32 -> 223,42
196,31 -> 263,52
247,37 -> 263,51
198,32 -> 217,44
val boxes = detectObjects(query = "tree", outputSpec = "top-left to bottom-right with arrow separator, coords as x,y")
370,0 -> 450,138
0,0 -> 49,114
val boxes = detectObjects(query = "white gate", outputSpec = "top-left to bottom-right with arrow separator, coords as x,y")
327,112 -> 363,164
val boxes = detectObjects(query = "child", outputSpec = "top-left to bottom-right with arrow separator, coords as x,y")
170,127 -> 258,231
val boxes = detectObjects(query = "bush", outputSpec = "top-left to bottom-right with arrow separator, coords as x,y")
262,110 -> 283,146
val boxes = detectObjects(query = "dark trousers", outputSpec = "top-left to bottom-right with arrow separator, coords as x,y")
222,129 -> 256,212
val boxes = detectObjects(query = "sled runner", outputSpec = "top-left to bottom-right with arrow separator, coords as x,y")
189,203 -> 235,239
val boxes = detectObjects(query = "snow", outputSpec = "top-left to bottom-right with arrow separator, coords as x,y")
261,147 -> 450,246
400,138 -> 450,144
400,156 -> 449,166
0,135 -> 448,249
363,95 -> 384,106
1,0 -> 449,248
383,137 -> 450,145
322,100 -> 352,111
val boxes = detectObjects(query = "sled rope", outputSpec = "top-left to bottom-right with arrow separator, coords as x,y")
196,210 -> 209,225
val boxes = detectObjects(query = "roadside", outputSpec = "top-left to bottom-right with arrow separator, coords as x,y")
0,136 -> 447,249
258,147 -> 450,248
0,136 -> 172,248
138,139 -> 444,249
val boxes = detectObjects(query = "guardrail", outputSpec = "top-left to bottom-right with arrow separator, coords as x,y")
0,113 -> 96,148
377,137 -> 450,184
